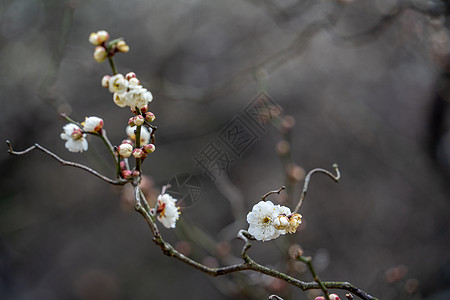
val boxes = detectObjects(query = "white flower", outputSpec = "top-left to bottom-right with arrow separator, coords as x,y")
246,201 -> 291,241
60,123 -> 88,153
118,143 -> 133,158
82,116 -> 104,133
109,74 -> 128,94
125,88 -> 152,109
126,125 -> 151,145
156,193 -> 180,229
113,92 -> 128,108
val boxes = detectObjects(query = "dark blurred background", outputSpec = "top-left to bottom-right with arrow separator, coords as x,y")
1,0 -> 450,299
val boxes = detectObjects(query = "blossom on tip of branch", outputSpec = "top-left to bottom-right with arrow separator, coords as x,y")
82,116 -> 104,133
60,123 -> 88,153
93,46 -> 108,63
246,201 -> 290,241
116,40 -> 130,53
89,30 -> 109,45
156,193 -> 180,229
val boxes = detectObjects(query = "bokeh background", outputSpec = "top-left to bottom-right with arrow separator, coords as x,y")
1,0 -> 450,299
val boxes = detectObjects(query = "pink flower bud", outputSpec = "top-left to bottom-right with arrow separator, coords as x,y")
116,40 -> 130,53
121,139 -> 133,145
329,294 -> 340,300
120,161 -> 126,171
128,117 -> 135,126
138,105 -> 146,114
126,72 -> 136,80
93,46 -> 107,63
145,112 -> 155,122
101,75 -> 111,88
121,170 -> 132,179
132,170 -> 140,177
134,115 -> 144,126
132,148 -> 145,159
143,143 -> 155,153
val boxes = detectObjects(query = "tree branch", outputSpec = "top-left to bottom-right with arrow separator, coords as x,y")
6,141 -> 128,186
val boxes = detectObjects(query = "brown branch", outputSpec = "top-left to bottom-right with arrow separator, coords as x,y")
293,164 -> 341,213
261,186 -> 286,201
133,185 -> 377,300
6,140 -> 128,186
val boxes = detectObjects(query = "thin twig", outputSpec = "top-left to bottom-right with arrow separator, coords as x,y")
293,164 -> 341,214
132,195 -> 378,300
261,186 -> 286,201
297,255 -> 330,300
6,141 -> 128,186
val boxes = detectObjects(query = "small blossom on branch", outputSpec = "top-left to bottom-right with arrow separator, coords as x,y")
82,116 -> 104,133
246,200 -> 291,241
60,123 -> 88,153
89,30 -> 109,46
156,193 -> 180,229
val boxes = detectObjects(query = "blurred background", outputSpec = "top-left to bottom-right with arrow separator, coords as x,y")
1,0 -> 450,299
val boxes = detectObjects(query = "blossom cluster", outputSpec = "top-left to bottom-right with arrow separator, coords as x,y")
89,30 -> 129,63
102,72 -> 153,110
58,30 -> 179,230
246,200 -> 302,241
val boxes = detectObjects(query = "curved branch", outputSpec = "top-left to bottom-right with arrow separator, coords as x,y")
6,140 -> 128,186
293,164 -> 340,213
133,190 -> 377,300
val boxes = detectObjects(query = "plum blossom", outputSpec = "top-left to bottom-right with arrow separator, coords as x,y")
82,116 -> 104,133
109,74 -> 128,94
156,193 -> 180,229
60,123 -> 88,153
246,201 -> 294,241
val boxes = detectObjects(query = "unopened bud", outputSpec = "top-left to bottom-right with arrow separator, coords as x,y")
329,294 -> 341,300
101,75 -> 111,88
96,30 -> 109,43
145,112 -> 155,122
143,143 -> 155,153
134,115 -> 144,126
132,170 -> 140,177
118,143 -> 133,158
132,148 -> 145,158
121,170 -> 132,179
120,161 -> 126,171
71,128 -> 83,140
121,139 -> 133,145
126,72 -> 136,80
140,105 -> 148,114
116,40 -> 130,53
93,46 -> 107,63
128,117 -> 135,127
